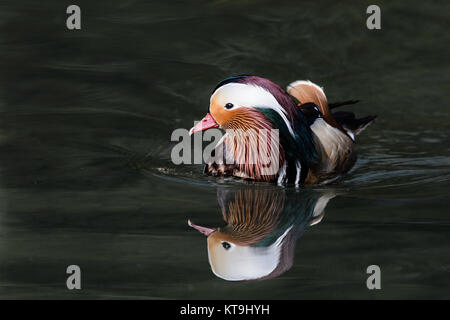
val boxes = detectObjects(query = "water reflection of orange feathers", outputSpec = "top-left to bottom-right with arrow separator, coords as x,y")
221,188 -> 285,246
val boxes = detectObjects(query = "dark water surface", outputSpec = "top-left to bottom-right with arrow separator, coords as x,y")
0,1 -> 449,299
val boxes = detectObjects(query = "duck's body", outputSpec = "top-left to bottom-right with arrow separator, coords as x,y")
189,76 -> 376,185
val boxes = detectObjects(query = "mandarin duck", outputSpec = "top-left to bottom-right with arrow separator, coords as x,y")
188,187 -> 335,281
189,75 -> 376,185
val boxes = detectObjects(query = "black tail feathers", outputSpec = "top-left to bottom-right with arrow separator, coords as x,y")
328,100 -> 360,109
333,111 -> 377,137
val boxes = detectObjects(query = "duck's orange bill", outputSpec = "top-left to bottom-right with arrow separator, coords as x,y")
188,220 -> 216,237
189,113 -> 219,135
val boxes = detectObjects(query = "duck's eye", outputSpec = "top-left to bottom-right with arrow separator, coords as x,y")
224,103 -> 234,109
221,242 -> 231,250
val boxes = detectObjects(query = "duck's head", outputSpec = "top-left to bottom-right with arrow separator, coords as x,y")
188,219 -> 288,281
188,188 -> 289,281
189,75 -> 296,135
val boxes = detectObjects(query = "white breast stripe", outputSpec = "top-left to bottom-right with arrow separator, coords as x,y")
277,161 -> 287,185
295,161 -> 302,186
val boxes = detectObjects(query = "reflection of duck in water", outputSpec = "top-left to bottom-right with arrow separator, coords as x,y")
188,187 -> 335,281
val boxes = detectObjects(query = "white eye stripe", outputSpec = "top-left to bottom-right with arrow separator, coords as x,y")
212,83 -> 295,137
213,83 -> 278,110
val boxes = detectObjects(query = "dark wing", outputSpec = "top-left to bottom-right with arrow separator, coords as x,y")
298,102 -> 323,126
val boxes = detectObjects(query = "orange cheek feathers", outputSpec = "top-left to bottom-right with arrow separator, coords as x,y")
209,98 -> 238,127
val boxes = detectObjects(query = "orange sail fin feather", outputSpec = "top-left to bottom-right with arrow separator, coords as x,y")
286,80 -> 344,132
